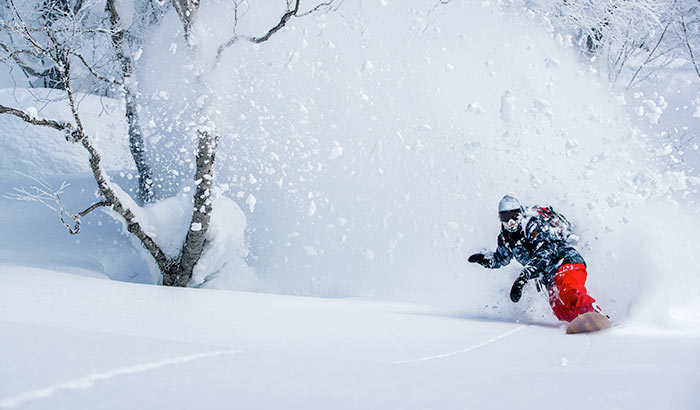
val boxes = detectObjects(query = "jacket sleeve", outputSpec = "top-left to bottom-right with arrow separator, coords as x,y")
488,233 -> 513,268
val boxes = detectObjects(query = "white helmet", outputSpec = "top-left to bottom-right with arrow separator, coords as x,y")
498,195 -> 523,232
498,195 -> 521,213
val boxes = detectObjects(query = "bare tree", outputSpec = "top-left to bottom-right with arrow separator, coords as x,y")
514,0 -> 699,88
0,0 -> 338,287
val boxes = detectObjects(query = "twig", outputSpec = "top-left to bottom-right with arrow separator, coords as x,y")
680,15 -> 700,80
422,0 -> 454,34
57,200 -> 109,235
627,20 -> 671,88
71,51 -> 123,85
4,174 -> 108,235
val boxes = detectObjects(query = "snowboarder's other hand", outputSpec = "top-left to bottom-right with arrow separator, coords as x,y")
510,276 -> 528,303
468,253 -> 490,267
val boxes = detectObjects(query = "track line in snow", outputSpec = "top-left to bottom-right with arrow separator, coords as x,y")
0,349 -> 243,409
383,325 -> 411,356
572,334 -> 592,365
393,325 -> 528,364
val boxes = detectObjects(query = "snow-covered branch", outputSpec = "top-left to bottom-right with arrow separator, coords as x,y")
4,174 -> 107,235
0,104 -> 72,132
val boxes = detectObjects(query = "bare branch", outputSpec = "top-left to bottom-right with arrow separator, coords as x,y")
216,0 -> 337,62
71,51 -> 123,85
422,0 -> 455,34
0,24 -> 116,36
0,41 -> 46,77
8,0 -> 50,55
297,1 -> 335,17
0,41 -> 45,61
57,200 -> 109,235
0,104 -> 72,131
77,201 -> 110,218
627,20 -> 671,88
680,14 -> 700,80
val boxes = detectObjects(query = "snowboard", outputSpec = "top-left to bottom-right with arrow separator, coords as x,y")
566,311 -> 612,334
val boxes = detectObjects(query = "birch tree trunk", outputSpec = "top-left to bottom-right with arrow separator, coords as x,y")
106,0 -> 154,204
163,131 -> 217,286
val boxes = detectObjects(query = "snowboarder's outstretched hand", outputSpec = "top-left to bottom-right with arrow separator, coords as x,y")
510,275 -> 528,303
468,253 -> 491,267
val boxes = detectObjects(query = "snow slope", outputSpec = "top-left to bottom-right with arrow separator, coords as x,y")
0,89 -> 132,181
1,0 -> 699,409
1,267 -> 699,410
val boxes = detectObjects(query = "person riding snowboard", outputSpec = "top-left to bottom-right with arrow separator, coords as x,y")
468,195 -> 601,322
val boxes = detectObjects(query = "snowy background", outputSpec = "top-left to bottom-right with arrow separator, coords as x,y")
1,0 -> 699,409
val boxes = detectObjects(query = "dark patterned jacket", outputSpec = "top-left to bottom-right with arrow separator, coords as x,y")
485,209 -> 585,287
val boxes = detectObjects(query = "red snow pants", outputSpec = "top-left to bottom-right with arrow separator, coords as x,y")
547,263 -> 598,322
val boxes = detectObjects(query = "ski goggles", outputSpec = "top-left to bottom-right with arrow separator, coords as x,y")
498,209 -> 521,223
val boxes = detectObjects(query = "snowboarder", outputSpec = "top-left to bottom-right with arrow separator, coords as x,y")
468,195 -> 601,323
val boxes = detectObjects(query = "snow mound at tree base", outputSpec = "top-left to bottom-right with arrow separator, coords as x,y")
112,192 -> 255,289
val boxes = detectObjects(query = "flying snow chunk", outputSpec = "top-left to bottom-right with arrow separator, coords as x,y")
693,105 -> 700,118
25,106 -> 38,119
500,90 -> 516,122
380,0 -> 388,6
329,143 -> 343,160
544,57 -> 560,68
114,0 -> 134,28
190,223 -> 202,232
361,60 -> 374,74
308,200 -> 317,217
467,102 -> 482,113
643,99 -> 665,124
246,194 -> 257,213
662,171 -> 688,191
534,98 -> 551,115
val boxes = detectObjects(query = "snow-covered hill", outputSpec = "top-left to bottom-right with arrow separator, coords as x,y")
1,267 -> 699,410
1,1 -> 699,409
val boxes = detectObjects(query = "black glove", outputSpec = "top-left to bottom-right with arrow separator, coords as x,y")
468,253 -> 491,267
510,275 -> 528,303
